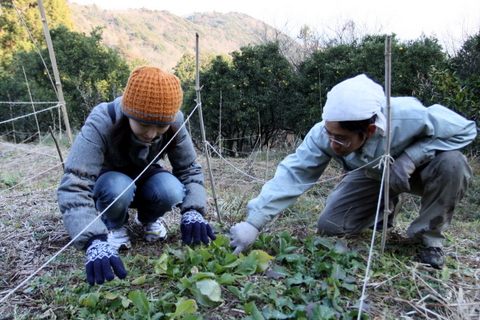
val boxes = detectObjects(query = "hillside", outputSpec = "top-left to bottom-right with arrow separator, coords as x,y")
67,2 -> 287,71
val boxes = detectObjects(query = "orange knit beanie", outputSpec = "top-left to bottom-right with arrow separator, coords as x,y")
121,66 -> 183,125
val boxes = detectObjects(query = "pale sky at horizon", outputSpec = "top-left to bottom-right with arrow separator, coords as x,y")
70,0 -> 480,52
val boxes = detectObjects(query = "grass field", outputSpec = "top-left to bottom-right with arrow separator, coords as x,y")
0,140 -> 479,319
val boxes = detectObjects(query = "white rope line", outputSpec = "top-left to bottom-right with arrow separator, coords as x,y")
217,135 -> 260,141
213,144 -> 266,156
0,104 -> 200,304
206,140 -> 385,187
0,101 -> 60,105
0,162 -> 63,196
0,101 -> 391,313
0,141 -> 60,159
0,131 -> 49,145
11,0 -> 59,97
0,104 -> 59,125
209,138 -> 394,316
357,155 -> 390,318
373,154 -> 394,169
0,133 -> 66,193
0,129 -> 14,135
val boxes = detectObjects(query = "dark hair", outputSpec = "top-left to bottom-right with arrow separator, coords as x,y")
110,114 -> 178,159
338,114 -> 377,139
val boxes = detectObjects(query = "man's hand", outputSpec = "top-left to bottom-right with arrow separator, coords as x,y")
390,153 -> 416,193
180,210 -> 216,245
85,238 -> 127,285
230,222 -> 259,254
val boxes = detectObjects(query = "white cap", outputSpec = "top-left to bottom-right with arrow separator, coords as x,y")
322,74 -> 386,136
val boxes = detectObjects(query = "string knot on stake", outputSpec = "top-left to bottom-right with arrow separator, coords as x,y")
373,154 -> 394,169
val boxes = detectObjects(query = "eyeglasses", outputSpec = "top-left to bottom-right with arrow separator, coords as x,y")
321,127 -> 353,147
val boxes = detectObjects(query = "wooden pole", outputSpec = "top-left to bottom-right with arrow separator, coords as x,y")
358,35 -> 394,320
22,66 -> 41,141
49,126 -> 64,170
37,0 -> 72,145
195,33 -> 222,223
218,90 -> 223,155
381,36 -> 393,253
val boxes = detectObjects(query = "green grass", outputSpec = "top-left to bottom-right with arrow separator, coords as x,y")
1,146 -> 479,319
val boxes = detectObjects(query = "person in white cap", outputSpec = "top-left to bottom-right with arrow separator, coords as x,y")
230,74 -> 477,269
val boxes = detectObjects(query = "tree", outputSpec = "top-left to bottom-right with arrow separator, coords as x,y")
450,33 -> 480,80
184,42 -> 305,156
298,34 -> 447,131
174,51 -> 216,94
416,32 -> 480,152
0,26 -> 131,135
297,25 -> 322,60
181,54 -> 238,153
0,0 -> 73,66
394,35 -> 447,96
297,43 -> 358,132
174,52 -> 196,93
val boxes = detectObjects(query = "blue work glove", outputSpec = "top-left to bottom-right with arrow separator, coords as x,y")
85,236 -> 128,285
180,210 -> 216,245
230,222 -> 260,254
390,153 -> 416,193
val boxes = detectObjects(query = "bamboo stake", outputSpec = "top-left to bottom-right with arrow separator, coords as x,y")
218,90 -> 223,155
22,66 -> 41,141
357,35 -> 394,320
9,105 -> 16,144
195,33 -> 222,223
37,0 -> 72,145
381,36 -> 393,253
49,126 -> 64,170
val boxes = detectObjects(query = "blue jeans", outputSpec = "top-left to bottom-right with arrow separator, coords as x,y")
93,171 -> 185,229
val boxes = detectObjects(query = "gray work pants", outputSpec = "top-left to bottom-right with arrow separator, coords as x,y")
317,151 -> 472,247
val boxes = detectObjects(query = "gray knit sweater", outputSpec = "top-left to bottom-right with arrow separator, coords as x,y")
57,97 -> 206,249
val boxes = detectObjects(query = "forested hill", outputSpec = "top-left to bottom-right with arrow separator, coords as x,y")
68,2 -> 285,71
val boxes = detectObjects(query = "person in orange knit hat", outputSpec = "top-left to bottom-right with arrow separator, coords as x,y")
57,66 -> 216,285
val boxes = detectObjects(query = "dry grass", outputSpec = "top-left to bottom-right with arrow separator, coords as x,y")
0,140 -> 479,319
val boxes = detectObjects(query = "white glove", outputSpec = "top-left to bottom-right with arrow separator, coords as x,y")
229,222 -> 259,254
390,153 -> 416,193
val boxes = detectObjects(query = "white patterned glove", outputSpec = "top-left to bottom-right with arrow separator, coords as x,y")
390,153 -> 416,193
230,222 -> 259,254
180,210 -> 216,245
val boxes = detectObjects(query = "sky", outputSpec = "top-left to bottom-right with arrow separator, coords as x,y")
70,0 -> 480,52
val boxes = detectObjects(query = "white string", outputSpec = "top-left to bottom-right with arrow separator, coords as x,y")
373,154 -> 394,169
210,140 -> 394,317
1,130 -> 50,144
357,161 -> 389,318
206,140 -> 385,187
215,135 -> 259,141
11,0 -> 59,96
0,102 -> 391,309
0,162 -> 63,195
0,141 -> 60,159
0,104 -> 199,304
212,139 -> 394,317
0,101 -> 59,105
0,104 -> 59,125
215,145 -> 260,156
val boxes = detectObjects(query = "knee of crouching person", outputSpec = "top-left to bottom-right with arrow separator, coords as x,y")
316,217 -> 345,237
